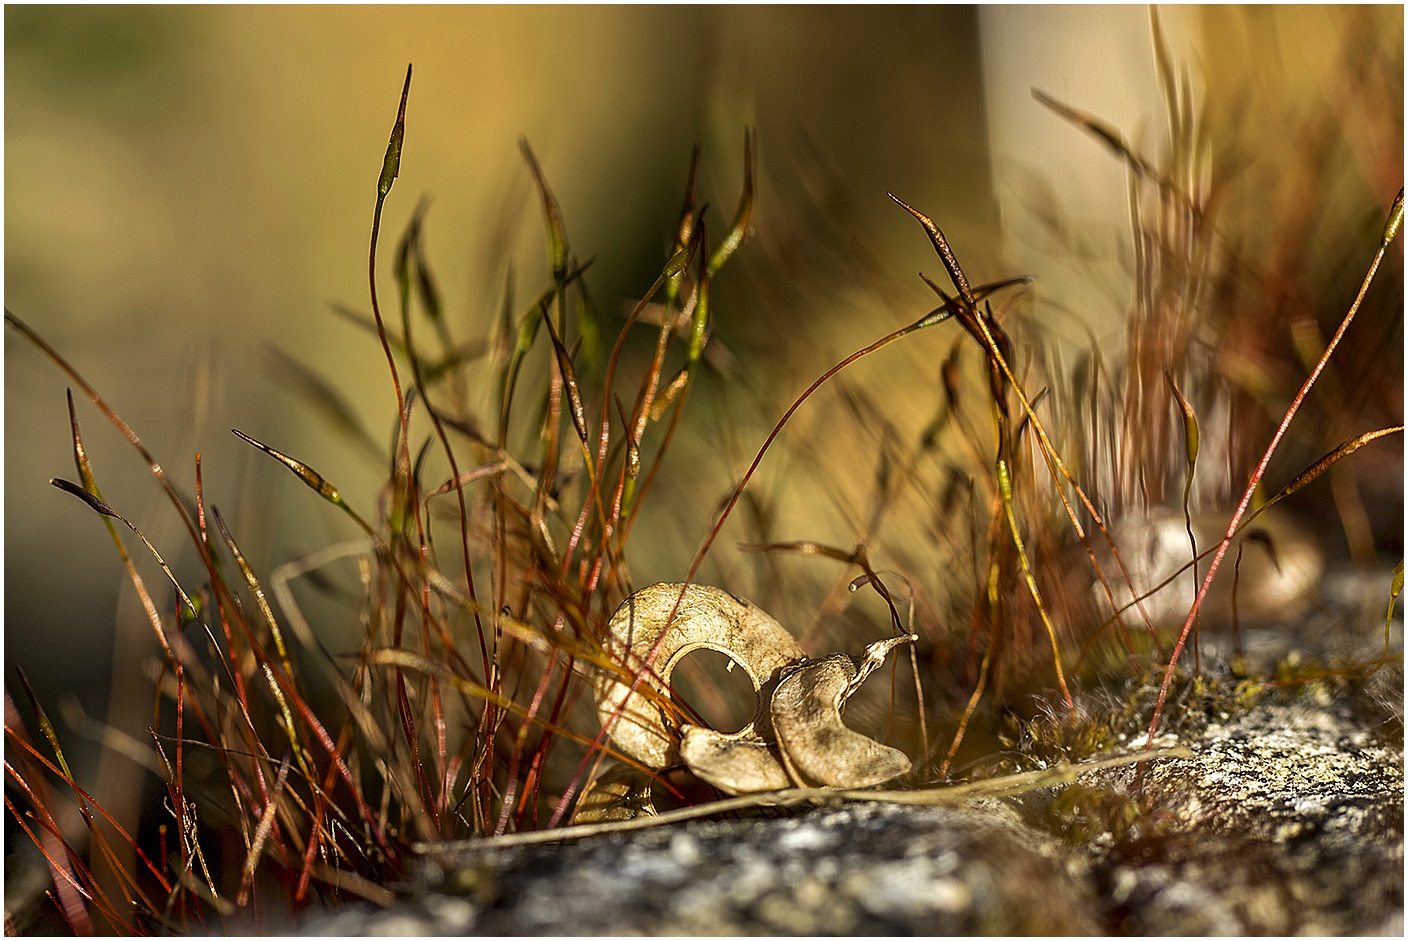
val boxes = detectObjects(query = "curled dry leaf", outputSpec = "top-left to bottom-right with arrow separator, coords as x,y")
571,762 -> 659,824
679,723 -> 793,794
594,583 -> 804,771
772,637 -> 915,789
589,583 -> 915,817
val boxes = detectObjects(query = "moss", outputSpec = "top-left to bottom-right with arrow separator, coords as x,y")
1043,782 -> 1144,845
1000,705 -> 1117,769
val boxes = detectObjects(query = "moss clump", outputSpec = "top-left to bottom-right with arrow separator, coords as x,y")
1043,782 -> 1144,845
998,705 -> 1117,770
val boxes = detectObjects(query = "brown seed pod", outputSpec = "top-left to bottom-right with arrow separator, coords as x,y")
679,724 -> 793,794
594,583 -> 804,771
770,636 -> 915,789
593,583 -> 915,799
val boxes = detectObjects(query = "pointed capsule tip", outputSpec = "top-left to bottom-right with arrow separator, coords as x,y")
1383,187 -> 1403,245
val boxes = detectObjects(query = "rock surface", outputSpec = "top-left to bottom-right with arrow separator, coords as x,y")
308,799 -> 1098,936
299,567 -> 1403,936
1080,695 -> 1404,935
301,689 -> 1402,935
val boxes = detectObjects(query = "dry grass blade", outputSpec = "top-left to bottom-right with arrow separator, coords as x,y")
1145,187 -> 1404,744
1270,425 -> 1404,505
541,306 -> 591,450
49,479 -> 206,633
5,310 -> 209,562
1032,88 -> 1160,188
230,429 -> 372,534
1164,370 -> 1203,666
432,745 -> 1192,851
519,138 -> 570,282
1387,562 -> 1404,663
236,754 -> 291,906
708,129 -> 755,274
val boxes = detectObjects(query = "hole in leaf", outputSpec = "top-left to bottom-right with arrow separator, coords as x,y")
670,648 -> 758,734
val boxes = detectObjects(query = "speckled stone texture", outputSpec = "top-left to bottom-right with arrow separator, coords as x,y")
298,567 -> 1402,937
1088,697 -> 1404,935
300,685 -> 1401,936
308,800 -> 1101,936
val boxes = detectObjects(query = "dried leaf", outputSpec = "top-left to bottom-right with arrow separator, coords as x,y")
595,583 -> 802,772
572,763 -> 660,824
594,584 -> 915,797
771,654 -> 911,789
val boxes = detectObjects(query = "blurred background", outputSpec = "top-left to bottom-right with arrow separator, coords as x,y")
5,3 -> 1401,860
